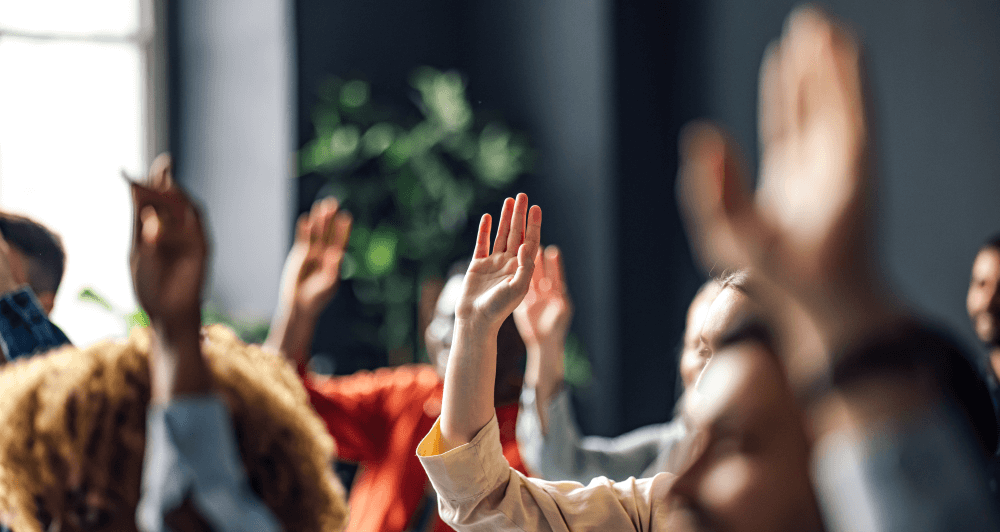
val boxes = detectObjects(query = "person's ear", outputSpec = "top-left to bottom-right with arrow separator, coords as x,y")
36,291 -> 55,315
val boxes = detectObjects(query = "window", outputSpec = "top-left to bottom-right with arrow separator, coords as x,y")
0,0 -> 156,345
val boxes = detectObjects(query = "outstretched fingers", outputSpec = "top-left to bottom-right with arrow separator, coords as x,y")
473,214 -> 493,259
331,211 -> 353,251
544,245 -> 564,293
492,197 -> 515,255
506,193 -> 530,256
677,122 -> 758,271
510,204 -> 542,290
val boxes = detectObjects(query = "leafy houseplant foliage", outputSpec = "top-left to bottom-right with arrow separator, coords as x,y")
300,67 -> 531,362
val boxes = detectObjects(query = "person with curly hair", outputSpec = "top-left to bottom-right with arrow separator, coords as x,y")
0,156 -> 348,531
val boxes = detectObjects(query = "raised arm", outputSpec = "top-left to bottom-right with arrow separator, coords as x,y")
513,246 -> 676,482
420,195 -> 675,531
131,155 -> 280,532
513,245 -> 571,430
129,156 -> 212,403
439,193 -> 541,449
264,197 -> 352,366
678,6 -> 998,530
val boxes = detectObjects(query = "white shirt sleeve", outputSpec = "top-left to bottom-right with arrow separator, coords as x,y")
136,395 -> 282,532
418,413 -> 674,532
517,386 -> 686,482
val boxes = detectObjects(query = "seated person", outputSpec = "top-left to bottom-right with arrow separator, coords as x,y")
516,270 -> 719,482
263,199 -> 529,532
416,7 -> 1000,531
0,156 -> 348,532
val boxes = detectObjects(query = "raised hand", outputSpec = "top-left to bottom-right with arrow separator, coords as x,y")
514,246 -> 573,351
514,245 -> 571,426
677,7 -> 900,374
457,193 -> 543,331
129,154 -> 212,402
265,198 -> 351,364
129,154 -> 208,330
282,198 -> 352,318
441,193 -> 541,447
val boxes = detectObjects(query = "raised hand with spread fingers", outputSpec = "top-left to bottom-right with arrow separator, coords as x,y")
264,198 -> 352,365
514,245 -> 572,424
677,6 -> 902,385
440,193 -> 542,449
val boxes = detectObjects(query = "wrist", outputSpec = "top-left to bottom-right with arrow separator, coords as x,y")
454,316 -> 502,340
150,323 -> 211,404
151,312 -> 202,345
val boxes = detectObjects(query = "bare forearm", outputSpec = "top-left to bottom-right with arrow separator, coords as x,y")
150,315 -> 212,404
440,319 -> 500,450
524,341 -> 565,432
264,303 -> 318,365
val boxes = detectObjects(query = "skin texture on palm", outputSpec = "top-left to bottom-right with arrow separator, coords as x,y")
440,193 -> 541,449
264,198 -> 352,365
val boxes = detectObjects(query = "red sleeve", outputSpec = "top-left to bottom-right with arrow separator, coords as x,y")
301,364 -> 442,463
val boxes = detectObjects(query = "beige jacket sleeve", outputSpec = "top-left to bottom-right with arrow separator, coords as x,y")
417,414 -> 674,532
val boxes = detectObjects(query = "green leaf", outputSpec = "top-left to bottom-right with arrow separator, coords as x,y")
126,309 -> 150,330
365,227 -> 399,277
78,287 -> 114,312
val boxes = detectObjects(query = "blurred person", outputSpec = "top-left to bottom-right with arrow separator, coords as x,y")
968,235 -> 1000,387
966,234 -> 1000,493
0,212 -> 66,316
515,245 -> 720,482
263,199 -> 530,532
417,7 -> 1000,532
0,156 -> 349,532
0,213 -> 70,363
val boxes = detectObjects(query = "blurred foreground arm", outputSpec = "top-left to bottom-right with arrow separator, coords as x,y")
264,198 -> 351,366
131,155 -> 280,532
678,6 -> 998,530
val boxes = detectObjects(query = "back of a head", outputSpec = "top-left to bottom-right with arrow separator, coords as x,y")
0,213 -> 66,296
0,325 -> 348,532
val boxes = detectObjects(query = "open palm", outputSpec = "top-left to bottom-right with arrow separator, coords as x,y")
457,193 -> 542,329
281,198 -> 352,317
514,245 -> 572,349
679,7 -> 873,297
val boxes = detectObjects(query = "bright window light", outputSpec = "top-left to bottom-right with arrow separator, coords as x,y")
0,0 -> 139,36
0,3 -> 147,347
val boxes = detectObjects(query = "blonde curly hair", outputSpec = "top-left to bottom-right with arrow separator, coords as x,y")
0,325 -> 347,532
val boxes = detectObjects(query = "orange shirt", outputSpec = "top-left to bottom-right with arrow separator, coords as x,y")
303,364 -> 527,532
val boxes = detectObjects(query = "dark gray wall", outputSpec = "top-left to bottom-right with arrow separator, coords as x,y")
462,0 -> 622,435
699,0 -> 1000,353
